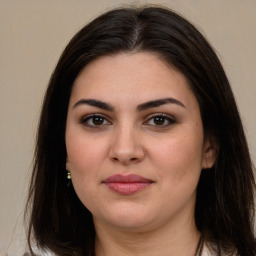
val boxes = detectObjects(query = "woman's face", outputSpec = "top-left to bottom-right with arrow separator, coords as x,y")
65,52 -> 215,232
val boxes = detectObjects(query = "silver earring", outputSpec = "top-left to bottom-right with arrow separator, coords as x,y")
67,170 -> 71,180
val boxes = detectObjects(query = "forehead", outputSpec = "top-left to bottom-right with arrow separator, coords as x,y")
70,52 -> 197,108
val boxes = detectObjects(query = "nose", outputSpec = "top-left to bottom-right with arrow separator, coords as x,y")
109,125 -> 145,165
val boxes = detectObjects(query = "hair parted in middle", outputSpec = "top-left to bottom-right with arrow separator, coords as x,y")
27,6 -> 255,256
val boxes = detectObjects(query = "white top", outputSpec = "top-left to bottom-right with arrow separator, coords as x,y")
0,241 -> 237,256
202,244 -> 214,256
201,243 -> 237,256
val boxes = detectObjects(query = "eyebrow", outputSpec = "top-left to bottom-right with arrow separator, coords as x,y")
137,98 -> 185,111
72,97 -> 185,111
73,99 -> 114,111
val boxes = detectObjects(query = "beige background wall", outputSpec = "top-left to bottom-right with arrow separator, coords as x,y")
1,0 -> 255,254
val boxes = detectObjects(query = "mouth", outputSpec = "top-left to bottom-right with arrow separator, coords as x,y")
102,174 -> 154,195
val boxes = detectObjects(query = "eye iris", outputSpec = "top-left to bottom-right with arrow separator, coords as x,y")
92,116 -> 104,125
154,116 -> 166,125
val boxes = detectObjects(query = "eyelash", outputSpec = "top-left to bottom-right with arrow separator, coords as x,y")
80,113 -> 176,128
144,113 -> 176,128
81,114 -> 112,128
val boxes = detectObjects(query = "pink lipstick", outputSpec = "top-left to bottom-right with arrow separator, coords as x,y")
103,174 -> 153,195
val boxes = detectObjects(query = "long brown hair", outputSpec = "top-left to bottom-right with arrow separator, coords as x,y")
26,6 -> 256,256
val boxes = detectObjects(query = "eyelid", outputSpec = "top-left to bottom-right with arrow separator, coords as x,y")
79,112 -> 176,128
144,113 -> 176,126
80,113 -> 112,127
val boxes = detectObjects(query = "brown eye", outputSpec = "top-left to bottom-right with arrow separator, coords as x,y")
146,114 -> 175,127
82,115 -> 111,127
91,116 -> 105,125
153,116 -> 166,126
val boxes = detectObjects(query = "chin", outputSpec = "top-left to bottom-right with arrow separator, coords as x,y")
94,205 -> 157,231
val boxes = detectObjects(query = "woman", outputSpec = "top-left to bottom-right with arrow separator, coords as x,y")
26,6 -> 256,256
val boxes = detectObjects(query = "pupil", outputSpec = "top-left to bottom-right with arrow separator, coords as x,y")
154,117 -> 165,125
93,117 -> 104,125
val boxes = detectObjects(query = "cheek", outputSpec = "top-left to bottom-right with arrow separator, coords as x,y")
66,134 -> 106,171
151,134 -> 204,211
151,133 -> 204,182
66,137 -> 106,210
66,137 -> 108,202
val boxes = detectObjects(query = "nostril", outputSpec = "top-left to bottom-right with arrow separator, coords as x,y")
111,156 -> 139,164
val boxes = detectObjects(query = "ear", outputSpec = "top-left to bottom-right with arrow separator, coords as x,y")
202,137 -> 218,169
66,158 -> 70,170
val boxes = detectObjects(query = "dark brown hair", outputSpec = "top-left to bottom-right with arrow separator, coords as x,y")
26,6 -> 256,256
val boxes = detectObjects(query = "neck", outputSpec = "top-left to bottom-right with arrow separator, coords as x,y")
94,217 -> 201,256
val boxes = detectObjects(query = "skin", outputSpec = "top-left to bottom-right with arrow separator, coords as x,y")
65,52 -> 216,256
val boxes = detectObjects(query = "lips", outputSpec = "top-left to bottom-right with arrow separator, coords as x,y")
103,174 -> 153,195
